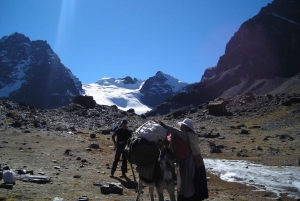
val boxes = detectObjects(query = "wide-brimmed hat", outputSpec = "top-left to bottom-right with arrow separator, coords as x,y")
178,118 -> 195,132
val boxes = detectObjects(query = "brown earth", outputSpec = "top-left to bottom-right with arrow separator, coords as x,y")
0,94 -> 300,201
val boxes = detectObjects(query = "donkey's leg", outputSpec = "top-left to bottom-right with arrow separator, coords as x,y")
156,186 -> 165,201
136,179 -> 143,201
166,183 -> 176,201
149,186 -> 155,201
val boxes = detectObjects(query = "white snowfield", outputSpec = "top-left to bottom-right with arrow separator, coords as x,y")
83,77 -> 152,114
83,73 -> 188,115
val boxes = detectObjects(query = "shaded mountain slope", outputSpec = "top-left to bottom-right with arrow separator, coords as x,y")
0,33 -> 83,109
146,0 -> 300,116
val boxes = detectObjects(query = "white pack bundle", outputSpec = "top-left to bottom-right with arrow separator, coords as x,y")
135,120 -> 167,142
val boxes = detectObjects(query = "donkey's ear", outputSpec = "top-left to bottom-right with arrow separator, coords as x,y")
157,139 -> 165,151
169,136 -> 176,152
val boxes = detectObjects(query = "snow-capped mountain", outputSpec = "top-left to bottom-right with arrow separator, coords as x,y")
83,76 -> 151,114
83,72 -> 189,114
0,32 -> 83,109
140,71 -> 189,107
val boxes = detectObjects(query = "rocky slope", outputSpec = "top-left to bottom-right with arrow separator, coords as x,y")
0,32 -> 83,109
0,93 -> 299,200
147,0 -> 300,116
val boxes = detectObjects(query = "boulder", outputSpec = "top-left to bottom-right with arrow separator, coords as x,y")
73,96 -> 96,109
20,174 -> 51,184
208,101 -> 227,116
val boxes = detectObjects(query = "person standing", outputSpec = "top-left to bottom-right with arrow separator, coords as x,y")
111,120 -> 132,178
159,118 -> 208,201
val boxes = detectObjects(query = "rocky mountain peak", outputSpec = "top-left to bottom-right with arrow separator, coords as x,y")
0,32 -> 30,45
0,33 -> 83,109
139,71 -> 188,107
122,76 -> 138,85
219,0 -> 300,79
146,0 -> 300,116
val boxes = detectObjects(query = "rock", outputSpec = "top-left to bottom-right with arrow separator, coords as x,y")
256,146 -> 263,151
249,125 -> 261,129
93,181 -> 102,186
276,134 -> 294,141
127,108 -> 135,113
89,143 -> 100,149
10,121 -> 22,128
77,195 -> 88,201
189,108 -> 197,114
16,169 -> 33,175
2,165 -> 10,170
20,175 -> 51,184
109,183 -> 123,195
236,124 -> 246,129
100,185 -> 111,194
208,100 -> 228,116
72,96 -> 96,109
268,147 -> 279,155
64,149 -> 71,155
202,133 -> 220,138
289,97 -> 300,104
237,152 -> 248,157
5,112 -> 14,118
240,129 -> 250,134
282,100 -> 292,106
68,126 -> 76,131
0,183 -> 13,189
53,197 -> 65,201
210,147 -> 222,153
172,110 -> 187,118
101,130 -> 111,135
100,183 -> 123,195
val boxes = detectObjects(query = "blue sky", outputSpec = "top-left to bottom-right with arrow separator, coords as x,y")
0,0 -> 273,84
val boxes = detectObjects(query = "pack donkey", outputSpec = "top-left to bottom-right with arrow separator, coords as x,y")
136,139 -> 176,201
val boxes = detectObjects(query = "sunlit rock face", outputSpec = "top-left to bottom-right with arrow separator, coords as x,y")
0,32 -> 83,109
147,0 -> 300,116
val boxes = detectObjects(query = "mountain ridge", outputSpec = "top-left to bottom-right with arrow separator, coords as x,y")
146,0 -> 300,116
83,72 -> 189,114
0,32 -> 83,109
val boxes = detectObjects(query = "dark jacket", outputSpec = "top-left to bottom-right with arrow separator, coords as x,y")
112,127 -> 132,146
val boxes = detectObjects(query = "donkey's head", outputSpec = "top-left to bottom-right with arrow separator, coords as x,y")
157,138 -> 176,185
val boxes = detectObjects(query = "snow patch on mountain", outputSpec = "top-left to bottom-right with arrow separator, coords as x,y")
157,71 -> 188,92
83,77 -> 152,114
0,57 -> 30,97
